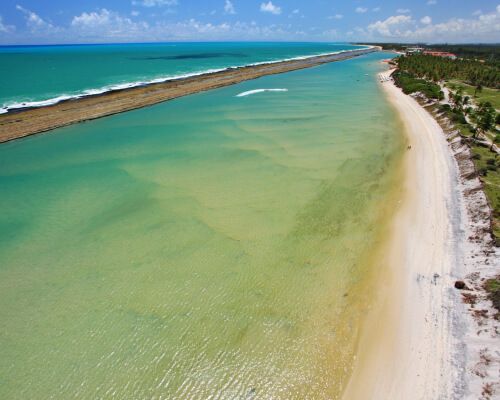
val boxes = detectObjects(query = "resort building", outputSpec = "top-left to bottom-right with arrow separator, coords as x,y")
405,46 -> 424,55
423,51 -> 457,59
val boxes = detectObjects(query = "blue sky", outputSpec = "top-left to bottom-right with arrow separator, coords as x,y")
0,1 -> 499,44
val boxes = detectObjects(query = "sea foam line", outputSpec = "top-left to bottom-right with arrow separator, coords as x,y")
0,46 -> 372,114
236,89 -> 288,97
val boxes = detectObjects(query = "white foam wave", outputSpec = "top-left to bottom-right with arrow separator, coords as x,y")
236,89 -> 288,97
0,67 -> 228,114
0,46 -> 372,114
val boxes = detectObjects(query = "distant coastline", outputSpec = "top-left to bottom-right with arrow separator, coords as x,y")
0,46 -> 377,144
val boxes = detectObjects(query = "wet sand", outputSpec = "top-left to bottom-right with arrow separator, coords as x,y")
0,47 -> 376,144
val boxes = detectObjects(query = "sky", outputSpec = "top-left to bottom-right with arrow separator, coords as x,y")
0,1 -> 499,45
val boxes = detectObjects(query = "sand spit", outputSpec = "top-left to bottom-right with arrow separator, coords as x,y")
0,47 -> 376,144
343,69 -> 498,399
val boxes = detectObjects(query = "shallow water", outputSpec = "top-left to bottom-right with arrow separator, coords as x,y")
0,52 -> 403,399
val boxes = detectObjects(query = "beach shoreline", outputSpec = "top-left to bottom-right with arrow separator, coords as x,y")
343,68 -> 499,399
342,67 -> 460,399
0,46 -> 376,144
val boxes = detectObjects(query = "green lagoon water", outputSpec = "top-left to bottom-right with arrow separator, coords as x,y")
0,51 -> 403,399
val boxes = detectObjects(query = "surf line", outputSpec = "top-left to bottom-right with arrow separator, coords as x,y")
0,46 -> 378,144
236,89 -> 288,97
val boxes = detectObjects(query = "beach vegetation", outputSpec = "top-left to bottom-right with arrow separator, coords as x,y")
390,45 -> 500,244
392,70 -> 444,100
396,54 -> 499,89
484,277 -> 500,315
470,144 -> 500,242
447,81 -> 500,111
437,104 -> 474,137
451,110 -> 467,125
476,102 -> 497,135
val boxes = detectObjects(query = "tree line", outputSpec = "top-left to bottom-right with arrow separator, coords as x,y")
360,43 -> 500,62
397,54 -> 499,89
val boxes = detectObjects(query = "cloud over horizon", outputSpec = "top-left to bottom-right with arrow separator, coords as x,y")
360,4 -> 500,42
0,1 -> 498,44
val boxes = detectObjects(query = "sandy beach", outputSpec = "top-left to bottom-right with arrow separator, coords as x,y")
342,67 -> 459,399
344,68 -> 499,399
0,47 -> 375,144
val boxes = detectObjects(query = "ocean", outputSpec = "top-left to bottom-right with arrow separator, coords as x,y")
0,42 -> 363,113
0,45 -> 403,399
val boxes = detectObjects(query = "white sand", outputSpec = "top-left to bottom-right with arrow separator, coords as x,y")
343,69 -> 464,399
343,68 -> 500,399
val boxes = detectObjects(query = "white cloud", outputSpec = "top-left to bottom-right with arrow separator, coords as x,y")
224,0 -> 236,15
0,17 -> 7,33
72,9 -> 112,27
396,8 -> 410,14
427,0 -> 437,4
131,10 -> 140,17
5,3 -> 500,44
71,9 -> 149,39
362,4 -> 500,43
408,6 -> 500,42
420,16 -> 432,25
16,5 -> 57,33
355,7 -> 368,13
260,1 -> 281,15
367,14 -> 412,36
0,15 -> 14,33
292,9 -> 299,14
4,6 -> 348,44
69,12 -> 294,42
472,10 -> 482,16
372,7 -> 381,12
131,0 -> 177,7
160,18 -> 231,37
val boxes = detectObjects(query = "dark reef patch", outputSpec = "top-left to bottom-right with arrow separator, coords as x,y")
131,53 -> 248,61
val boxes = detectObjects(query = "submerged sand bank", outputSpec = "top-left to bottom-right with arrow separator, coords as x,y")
0,47 -> 376,144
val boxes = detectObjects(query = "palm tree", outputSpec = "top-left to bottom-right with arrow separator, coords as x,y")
476,102 -> 495,140
451,89 -> 464,112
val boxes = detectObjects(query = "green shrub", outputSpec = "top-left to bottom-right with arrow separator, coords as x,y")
439,104 -> 451,112
451,111 -> 467,124
393,70 -> 444,100
484,278 -> 500,313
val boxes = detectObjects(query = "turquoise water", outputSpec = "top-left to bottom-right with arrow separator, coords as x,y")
0,51 -> 403,399
0,42 -> 361,111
